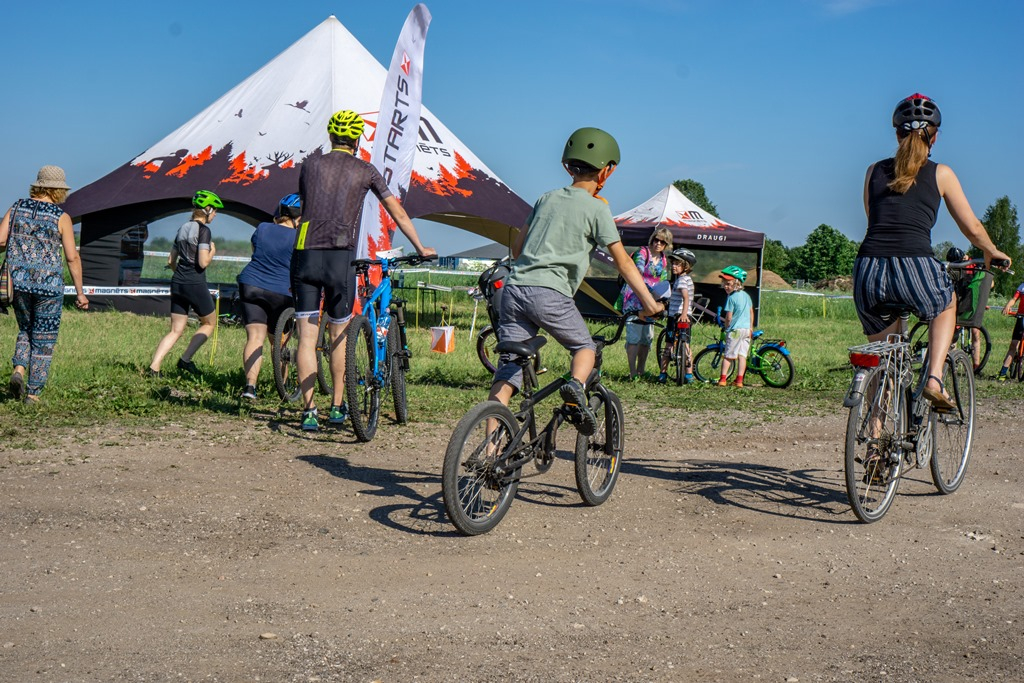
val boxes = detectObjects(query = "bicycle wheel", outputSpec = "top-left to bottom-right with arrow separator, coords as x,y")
271,307 -> 301,402
844,366 -> 906,523
908,321 -> 929,362
961,325 -> 991,375
655,327 -> 669,361
345,315 -> 381,442
575,389 -> 624,506
930,350 -> 975,494
693,346 -> 732,384
1011,354 -> 1024,381
388,320 -> 408,424
442,401 -> 521,535
476,325 -> 498,373
756,347 -> 795,389
673,337 -> 686,386
315,314 -> 334,397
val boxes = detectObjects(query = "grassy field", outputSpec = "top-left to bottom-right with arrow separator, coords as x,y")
1,288 -> 1022,436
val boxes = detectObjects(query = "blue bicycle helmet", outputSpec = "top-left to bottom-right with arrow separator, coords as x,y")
276,193 -> 302,219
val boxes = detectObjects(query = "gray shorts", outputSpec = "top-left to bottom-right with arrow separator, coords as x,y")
493,284 -> 596,390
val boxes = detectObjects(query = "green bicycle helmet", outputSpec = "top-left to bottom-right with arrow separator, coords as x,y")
562,127 -> 620,171
720,265 -> 747,283
327,110 -> 365,141
192,190 -> 224,210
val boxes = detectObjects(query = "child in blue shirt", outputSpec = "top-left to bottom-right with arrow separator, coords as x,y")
718,265 -> 752,387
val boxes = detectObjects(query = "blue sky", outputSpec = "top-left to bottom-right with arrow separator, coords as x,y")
1,0 -> 1021,254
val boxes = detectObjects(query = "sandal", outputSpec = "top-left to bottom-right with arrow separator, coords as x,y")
922,374 -> 956,413
8,371 -> 24,400
861,445 -> 887,485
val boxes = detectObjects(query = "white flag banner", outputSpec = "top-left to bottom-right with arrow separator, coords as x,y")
357,3 -> 432,259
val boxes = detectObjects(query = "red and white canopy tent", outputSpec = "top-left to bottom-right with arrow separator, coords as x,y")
578,184 -> 766,320
63,15 -> 530,312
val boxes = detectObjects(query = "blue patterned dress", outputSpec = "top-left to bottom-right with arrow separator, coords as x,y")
6,198 -> 67,396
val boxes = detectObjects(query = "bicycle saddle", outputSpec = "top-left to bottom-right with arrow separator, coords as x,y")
496,335 -> 547,359
875,302 -> 918,319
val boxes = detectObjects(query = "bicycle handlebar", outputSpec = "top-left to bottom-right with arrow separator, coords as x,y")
352,253 -> 438,270
947,257 -> 1014,276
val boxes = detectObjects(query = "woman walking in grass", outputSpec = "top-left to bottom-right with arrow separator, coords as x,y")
0,165 -> 89,402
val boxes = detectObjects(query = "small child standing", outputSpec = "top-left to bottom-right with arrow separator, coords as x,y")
996,280 -> 1024,381
718,265 -> 752,387
658,248 -> 696,384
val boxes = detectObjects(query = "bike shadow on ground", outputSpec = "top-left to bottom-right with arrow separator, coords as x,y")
298,454 -> 455,536
623,456 -> 852,523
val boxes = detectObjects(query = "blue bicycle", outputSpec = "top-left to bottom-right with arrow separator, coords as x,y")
347,249 -> 436,442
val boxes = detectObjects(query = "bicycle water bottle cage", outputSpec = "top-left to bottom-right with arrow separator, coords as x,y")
496,335 -> 547,361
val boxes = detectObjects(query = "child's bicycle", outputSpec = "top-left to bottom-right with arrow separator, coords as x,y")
345,249 -> 436,442
1002,314 -> 1024,381
691,312 -> 794,388
908,322 -> 991,377
442,314 -> 634,536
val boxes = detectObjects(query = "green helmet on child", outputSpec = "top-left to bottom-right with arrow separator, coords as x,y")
719,265 -> 747,283
561,127 -> 620,171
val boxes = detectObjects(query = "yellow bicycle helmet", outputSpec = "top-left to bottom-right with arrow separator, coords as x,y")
327,110 -> 365,141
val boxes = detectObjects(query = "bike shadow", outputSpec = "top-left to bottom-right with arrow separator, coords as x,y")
298,454 -> 454,536
624,456 -> 852,523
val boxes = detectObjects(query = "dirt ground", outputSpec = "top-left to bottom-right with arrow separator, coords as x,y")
2,396 -> 1022,683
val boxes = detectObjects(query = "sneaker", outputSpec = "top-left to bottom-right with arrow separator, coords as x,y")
717,378 -> 728,387
684,373 -> 694,384
146,368 -> 162,378
177,358 -> 200,375
731,379 -> 744,388
241,384 -> 257,401
559,378 -> 597,437
9,372 -> 25,400
328,403 -> 348,426
997,373 -> 1008,383
657,372 -> 668,384
301,409 -> 319,432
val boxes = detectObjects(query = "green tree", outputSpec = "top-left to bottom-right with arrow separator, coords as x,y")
969,196 -> 1021,297
672,179 -> 719,217
791,224 -> 858,283
762,238 -> 790,275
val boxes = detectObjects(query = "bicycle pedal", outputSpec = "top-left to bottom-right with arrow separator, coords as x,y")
536,366 -> 548,375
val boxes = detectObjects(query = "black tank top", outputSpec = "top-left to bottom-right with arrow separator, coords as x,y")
858,158 -> 940,258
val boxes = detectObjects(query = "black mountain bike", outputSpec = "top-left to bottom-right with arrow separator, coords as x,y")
442,315 -> 632,536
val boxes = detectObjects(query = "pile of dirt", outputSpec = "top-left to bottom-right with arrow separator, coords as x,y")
814,275 -> 853,291
759,269 -> 790,289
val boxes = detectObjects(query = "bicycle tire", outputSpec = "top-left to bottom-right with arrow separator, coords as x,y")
961,325 -> 991,375
271,307 -> 301,402
908,320 -> 929,363
442,401 -> 521,535
693,346 -> 732,384
388,320 -> 408,425
844,365 -> 906,523
345,315 -> 381,442
315,314 -> 333,397
574,389 -> 624,506
655,327 -> 669,362
673,336 -> 686,386
476,325 -> 498,374
930,350 -> 975,494
756,347 -> 795,389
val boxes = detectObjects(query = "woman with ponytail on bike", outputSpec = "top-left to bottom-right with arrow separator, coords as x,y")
853,93 -> 1010,411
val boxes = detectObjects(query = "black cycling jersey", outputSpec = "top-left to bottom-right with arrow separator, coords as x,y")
297,148 -> 392,250
172,220 -> 212,285
859,158 -> 940,259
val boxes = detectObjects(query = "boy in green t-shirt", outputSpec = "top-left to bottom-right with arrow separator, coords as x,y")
489,127 -> 663,434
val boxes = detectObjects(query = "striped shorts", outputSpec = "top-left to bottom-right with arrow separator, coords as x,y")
853,256 -> 952,336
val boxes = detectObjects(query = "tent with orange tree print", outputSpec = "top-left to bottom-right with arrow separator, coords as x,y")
576,184 -> 766,323
62,15 -> 530,314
